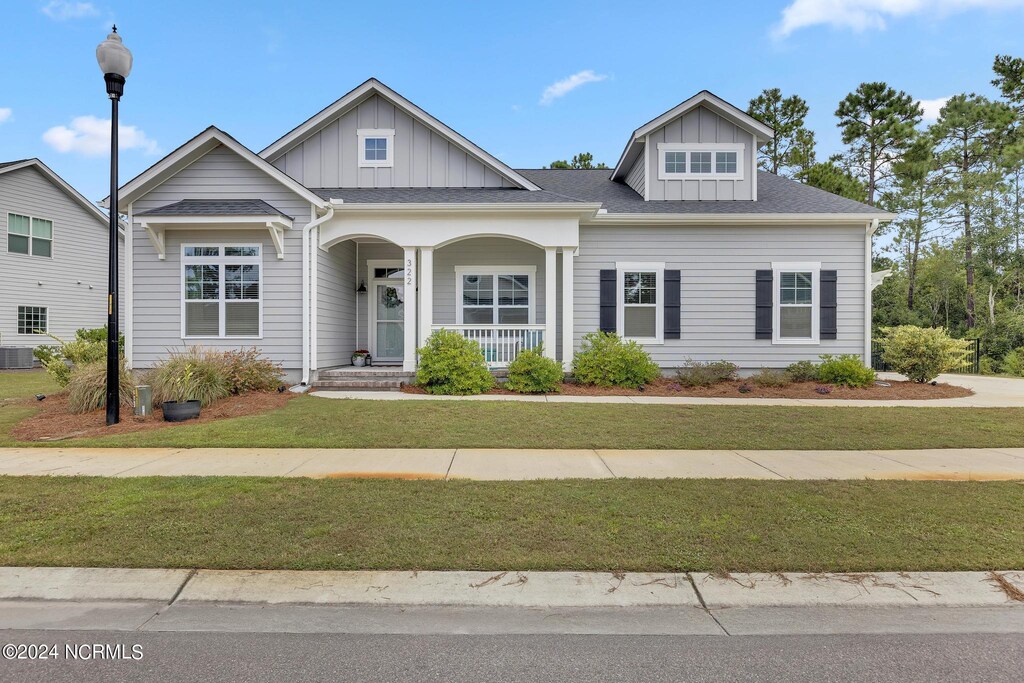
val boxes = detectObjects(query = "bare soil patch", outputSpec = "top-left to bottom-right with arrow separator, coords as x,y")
403,378 -> 972,400
11,390 -> 295,442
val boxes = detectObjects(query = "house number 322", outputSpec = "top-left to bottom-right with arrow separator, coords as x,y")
407,259 -> 414,285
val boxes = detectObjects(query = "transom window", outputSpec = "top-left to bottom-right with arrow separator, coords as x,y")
7,213 -> 52,257
357,128 -> 395,168
17,306 -> 47,334
773,263 -> 819,344
456,268 -> 535,325
182,245 -> 262,338
617,263 -> 664,344
657,145 -> 744,180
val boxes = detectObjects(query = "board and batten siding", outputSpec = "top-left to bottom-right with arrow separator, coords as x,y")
0,166 -> 123,348
267,94 -> 515,189
130,144 -> 312,371
645,105 -> 756,201
574,224 -> 866,368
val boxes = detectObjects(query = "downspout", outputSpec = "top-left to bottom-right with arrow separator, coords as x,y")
865,218 -> 879,365
302,202 -> 335,385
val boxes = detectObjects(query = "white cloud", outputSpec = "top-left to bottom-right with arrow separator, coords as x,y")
43,116 -> 159,156
41,1 -> 99,20
0,108 -> 11,124
539,70 -> 608,105
772,0 -> 1024,39
918,96 -> 951,121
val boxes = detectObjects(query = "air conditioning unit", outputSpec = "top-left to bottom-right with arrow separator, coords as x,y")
0,347 -> 35,369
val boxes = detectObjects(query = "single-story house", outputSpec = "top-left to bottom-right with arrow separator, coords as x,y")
107,78 -> 893,386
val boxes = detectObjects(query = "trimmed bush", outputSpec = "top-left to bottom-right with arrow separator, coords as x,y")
66,360 -> 136,414
674,359 -> 737,387
785,360 -> 820,382
750,368 -> 791,387
416,330 -> 495,395
1001,348 -> 1024,378
879,325 -> 973,383
571,332 -> 660,389
817,354 -> 876,388
221,348 -> 284,393
505,347 -> 563,394
149,347 -> 231,407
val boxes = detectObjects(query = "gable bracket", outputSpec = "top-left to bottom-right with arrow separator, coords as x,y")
140,221 -> 166,260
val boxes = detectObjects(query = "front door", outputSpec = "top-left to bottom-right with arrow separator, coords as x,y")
369,267 -> 405,363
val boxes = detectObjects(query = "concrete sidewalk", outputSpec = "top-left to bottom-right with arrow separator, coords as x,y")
312,373 -> 1024,407
1,446 -> 1023,480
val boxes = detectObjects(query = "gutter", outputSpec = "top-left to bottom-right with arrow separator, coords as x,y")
327,201 -> 602,217
584,212 -> 897,225
301,202 -> 336,385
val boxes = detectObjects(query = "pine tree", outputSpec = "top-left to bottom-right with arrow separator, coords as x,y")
747,88 -> 813,176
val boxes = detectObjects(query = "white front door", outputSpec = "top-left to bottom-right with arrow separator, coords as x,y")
368,263 -> 405,363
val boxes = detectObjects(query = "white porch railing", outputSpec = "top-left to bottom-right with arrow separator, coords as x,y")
431,324 -> 545,368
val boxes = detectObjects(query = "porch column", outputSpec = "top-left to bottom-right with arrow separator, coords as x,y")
403,247 -> 418,371
561,248 -> 574,371
419,247 -> 434,350
544,247 -> 557,360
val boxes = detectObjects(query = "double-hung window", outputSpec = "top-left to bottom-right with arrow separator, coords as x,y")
17,306 -> 47,334
773,262 -> 819,343
182,245 -> 262,338
657,144 -> 744,180
456,267 -> 535,325
357,128 -> 395,168
7,213 -> 52,257
617,263 -> 664,344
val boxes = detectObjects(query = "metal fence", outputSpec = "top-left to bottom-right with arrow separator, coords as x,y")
871,338 -> 981,374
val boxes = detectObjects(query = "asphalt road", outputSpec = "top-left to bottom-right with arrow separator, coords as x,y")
2,631 -> 1023,682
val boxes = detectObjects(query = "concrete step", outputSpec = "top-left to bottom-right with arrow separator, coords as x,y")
319,369 -> 414,379
311,379 -> 407,391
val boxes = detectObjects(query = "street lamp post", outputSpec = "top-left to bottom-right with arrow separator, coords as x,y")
96,26 -> 132,426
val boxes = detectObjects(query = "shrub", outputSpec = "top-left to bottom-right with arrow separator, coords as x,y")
416,330 -> 495,395
66,360 -> 136,414
1002,348 -> 1024,378
38,335 -> 106,388
879,325 -> 973,383
571,332 -> 660,389
505,346 -> 563,394
817,354 -> 876,388
221,348 -> 284,393
979,355 -> 997,375
785,360 -> 820,382
149,347 -> 231,407
674,359 -> 737,387
750,368 -> 791,387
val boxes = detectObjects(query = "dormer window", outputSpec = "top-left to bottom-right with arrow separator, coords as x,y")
657,144 -> 744,181
357,128 -> 394,168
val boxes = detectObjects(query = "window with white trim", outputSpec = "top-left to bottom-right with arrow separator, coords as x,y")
773,263 -> 819,344
7,213 -> 52,257
182,245 -> 262,338
17,306 -> 47,334
617,263 -> 664,343
357,128 -> 395,168
657,144 -> 745,180
456,267 -> 535,325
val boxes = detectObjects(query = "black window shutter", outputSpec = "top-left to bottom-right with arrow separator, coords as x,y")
664,270 -> 681,339
820,270 -> 838,340
755,270 -> 773,339
599,269 -> 617,333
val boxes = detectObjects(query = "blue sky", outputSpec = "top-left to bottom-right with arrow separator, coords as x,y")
2,0 -> 1023,202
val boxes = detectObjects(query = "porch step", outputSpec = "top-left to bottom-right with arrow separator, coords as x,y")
311,379 -> 409,391
318,368 -> 415,379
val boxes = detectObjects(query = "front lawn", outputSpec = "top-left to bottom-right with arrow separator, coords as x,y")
1,476 -> 1020,572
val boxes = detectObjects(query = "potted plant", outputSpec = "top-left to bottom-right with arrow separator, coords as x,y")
162,363 -> 202,422
352,350 -> 371,367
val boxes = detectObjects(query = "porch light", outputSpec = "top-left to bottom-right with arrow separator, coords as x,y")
356,281 -> 367,293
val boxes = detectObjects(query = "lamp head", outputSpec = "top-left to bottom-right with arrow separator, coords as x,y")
96,26 -> 132,99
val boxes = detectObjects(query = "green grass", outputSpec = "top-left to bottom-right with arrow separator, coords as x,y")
0,370 -> 56,401
1,476 -> 1021,572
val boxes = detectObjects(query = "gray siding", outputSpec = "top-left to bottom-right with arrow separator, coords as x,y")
574,224 -> 866,368
353,241 -> 404,351
267,95 -> 516,189
646,106 -> 756,201
130,144 -> 312,370
624,149 -> 645,198
316,238 -> 355,368
0,166 -> 123,348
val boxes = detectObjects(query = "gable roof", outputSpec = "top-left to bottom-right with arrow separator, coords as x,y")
610,90 -> 776,182
107,126 -> 326,212
258,78 -> 541,192
519,169 -> 894,220
0,158 -> 114,229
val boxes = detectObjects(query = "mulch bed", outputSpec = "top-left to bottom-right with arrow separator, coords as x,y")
403,377 -> 973,400
10,390 -> 295,442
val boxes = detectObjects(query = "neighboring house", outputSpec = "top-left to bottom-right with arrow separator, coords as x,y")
1,159 -> 123,349
110,79 -> 893,385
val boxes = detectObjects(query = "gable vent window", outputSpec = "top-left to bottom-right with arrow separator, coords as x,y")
357,128 -> 395,168
657,145 -> 744,181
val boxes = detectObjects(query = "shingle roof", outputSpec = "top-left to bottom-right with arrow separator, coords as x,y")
136,199 -> 294,219
516,169 -> 890,215
310,187 -> 586,204
0,159 -> 31,170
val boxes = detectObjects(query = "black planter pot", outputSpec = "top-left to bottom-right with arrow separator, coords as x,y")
162,400 -> 201,422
